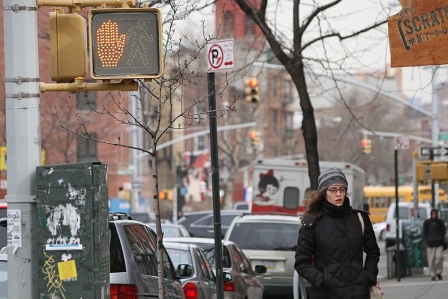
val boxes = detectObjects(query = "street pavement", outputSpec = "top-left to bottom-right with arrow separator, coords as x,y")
377,241 -> 448,299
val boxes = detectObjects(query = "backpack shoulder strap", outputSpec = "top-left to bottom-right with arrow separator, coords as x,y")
357,212 -> 365,235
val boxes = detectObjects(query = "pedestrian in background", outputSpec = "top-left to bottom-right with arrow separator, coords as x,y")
295,168 -> 380,299
423,208 -> 446,281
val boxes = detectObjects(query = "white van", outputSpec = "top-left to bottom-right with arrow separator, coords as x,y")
384,202 -> 432,248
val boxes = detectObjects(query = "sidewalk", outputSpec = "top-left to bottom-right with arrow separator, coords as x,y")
377,251 -> 448,299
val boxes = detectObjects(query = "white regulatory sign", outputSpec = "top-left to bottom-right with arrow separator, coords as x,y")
206,39 -> 234,72
394,135 -> 409,150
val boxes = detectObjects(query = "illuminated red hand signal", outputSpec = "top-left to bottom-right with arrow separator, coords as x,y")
96,21 -> 126,68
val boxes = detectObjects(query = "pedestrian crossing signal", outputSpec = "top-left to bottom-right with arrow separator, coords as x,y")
88,8 -> 163,80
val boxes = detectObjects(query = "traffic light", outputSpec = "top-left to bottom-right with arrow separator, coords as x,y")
50,9 -> 87,83
249,130 -> 261,148
245,77 -> 260,103
88,8 -> 163,80
361,139 -> 372,154
159,190 -> 167,200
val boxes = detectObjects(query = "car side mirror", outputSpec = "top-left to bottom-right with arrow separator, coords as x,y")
177,264 -> 193,277
254,265 -> 267,274
223,272 -> 232,282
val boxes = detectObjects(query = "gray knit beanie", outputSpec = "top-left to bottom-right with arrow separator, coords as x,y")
318,168 -> 348,191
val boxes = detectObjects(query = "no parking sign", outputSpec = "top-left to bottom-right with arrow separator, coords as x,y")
206,39 -> 234,72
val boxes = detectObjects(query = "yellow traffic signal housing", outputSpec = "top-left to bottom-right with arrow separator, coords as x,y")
249,130 -> 261,147
245,77 -> 260,103
416,162 -> 427,182
50,10 -> 87,83
361,139 -> 372,154
88,8 -> 163,80
430,163 -> 448,181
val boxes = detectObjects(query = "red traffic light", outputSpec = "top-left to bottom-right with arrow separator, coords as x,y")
361,139 -> 368,147
249,131 -> 258,139
248,77 -> 258,88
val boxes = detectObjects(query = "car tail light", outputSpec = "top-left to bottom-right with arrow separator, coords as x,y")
183,282 -> 198,299
110,284 -> 138,299
223,280 -> 236,292
386,224 -> 390,232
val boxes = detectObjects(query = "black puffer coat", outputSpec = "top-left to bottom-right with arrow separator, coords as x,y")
295,198 -> 380,299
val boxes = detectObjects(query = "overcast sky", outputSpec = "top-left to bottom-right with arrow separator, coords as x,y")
166,0 -> 445,105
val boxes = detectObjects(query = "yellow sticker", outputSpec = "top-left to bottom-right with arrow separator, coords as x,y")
57,260 -> 78,281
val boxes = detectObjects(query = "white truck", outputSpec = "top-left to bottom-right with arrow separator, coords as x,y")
251,158 -> 366,215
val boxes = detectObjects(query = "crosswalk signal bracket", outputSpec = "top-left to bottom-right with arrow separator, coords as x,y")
245,77 -> 260,104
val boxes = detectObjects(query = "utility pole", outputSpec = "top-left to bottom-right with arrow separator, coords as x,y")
4,0 -> 41,297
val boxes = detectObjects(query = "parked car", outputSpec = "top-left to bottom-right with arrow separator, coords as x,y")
232,202 -> 251,211
164,242 -> 217,299
148,223 -> 191,238
384,202 -> 432,248
109,212 -> 187,299
224,214 -> 302,299
128,212 -> 154,224
0,201 -> 6,249
0,246 -> 7,298
372,221 -> 386,241
177,210 -> 247,238
177,210 -> 245,238
165,237 -> 266,299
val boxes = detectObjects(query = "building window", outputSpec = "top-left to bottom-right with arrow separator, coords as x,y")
273,110 -> 277,132
284,81 -> 291,104
195,135 -> 206,151
271,77 -> 277,96
77,133 -> 97,162
77,91 -> 96,110
244,16 -> 255,37
223,12 -> 234,37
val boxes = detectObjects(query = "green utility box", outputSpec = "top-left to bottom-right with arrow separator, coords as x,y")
36,162 -> 109,299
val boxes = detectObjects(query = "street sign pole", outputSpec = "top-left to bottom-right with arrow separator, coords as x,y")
207,71 -> 224,299
206,39 -> 234,299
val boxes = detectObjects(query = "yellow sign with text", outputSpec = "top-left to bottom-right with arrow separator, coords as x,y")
388,0 -> 448,67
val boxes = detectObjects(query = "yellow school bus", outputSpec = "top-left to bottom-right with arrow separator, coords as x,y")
364,185 -> 446,223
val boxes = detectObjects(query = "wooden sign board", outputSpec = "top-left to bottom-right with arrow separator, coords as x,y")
388,0 -> 448,67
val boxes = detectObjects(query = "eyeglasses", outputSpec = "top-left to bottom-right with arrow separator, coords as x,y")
327,187 -> 346,194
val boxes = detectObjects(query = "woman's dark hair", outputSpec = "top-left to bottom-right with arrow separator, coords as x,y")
301,189 -> 326,223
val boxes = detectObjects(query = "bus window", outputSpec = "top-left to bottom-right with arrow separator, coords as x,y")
284,187 -> 299,210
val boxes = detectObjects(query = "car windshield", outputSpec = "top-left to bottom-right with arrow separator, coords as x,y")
148,224 -> 182,238
228,222 -> 299,251
0,260 -> 7,298
396,207 -> 429,220
191,243 -> 231,268
165,247 -> 192,269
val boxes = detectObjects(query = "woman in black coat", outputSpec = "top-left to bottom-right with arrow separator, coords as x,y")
295,168 -> 380,299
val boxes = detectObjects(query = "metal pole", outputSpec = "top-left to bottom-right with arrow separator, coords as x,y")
207,72 -> 224,299
131,89 -> 140,212
412,152 -> 419,220
4,0 -> 40,297
431,66 -> 439,209
394,149 -> 401,282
